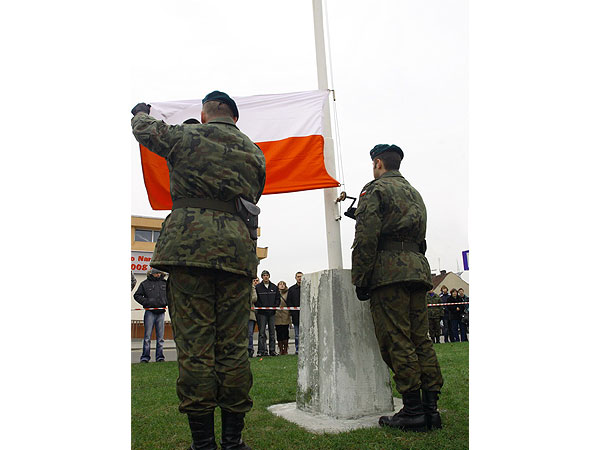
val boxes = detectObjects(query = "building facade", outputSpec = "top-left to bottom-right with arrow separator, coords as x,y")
431,270 -> 469,295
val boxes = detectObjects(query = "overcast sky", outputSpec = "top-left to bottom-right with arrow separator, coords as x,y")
130,0 -> 469,285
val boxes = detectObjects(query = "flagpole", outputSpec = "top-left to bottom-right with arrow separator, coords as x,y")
312,0 -> 343,270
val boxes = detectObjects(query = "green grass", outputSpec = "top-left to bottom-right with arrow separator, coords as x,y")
132,342 -> 468,449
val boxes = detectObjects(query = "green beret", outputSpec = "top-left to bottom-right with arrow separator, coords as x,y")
202,90 -> 239,119
370,144 -> 404,161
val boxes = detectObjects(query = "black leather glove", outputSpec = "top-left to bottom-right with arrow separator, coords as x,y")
355,286 -> 370,301
344,207 -> 357,220
131,102 -> 151,116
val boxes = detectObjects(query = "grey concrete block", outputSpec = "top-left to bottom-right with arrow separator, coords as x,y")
296,269 -> 394,419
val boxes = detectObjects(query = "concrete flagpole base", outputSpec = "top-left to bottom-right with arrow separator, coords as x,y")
268,398 -> 402,434
268,269 -> 396,432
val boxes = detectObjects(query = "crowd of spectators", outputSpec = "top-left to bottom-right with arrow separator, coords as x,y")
430,284 -> 469,343
249,270 -> 303,357
132,267 -> 467,363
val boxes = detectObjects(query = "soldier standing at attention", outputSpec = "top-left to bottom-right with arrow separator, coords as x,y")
351,144 -> 444,432
426,290 -> 443,344
131,91 -> 266,450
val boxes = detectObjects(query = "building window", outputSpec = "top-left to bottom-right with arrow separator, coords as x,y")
135,229 -> 160,242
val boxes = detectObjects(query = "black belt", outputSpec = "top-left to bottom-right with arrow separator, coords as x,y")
172,198 -> 237,214
378,240 -> 421,253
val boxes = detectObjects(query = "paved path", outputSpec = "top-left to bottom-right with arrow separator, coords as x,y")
131,332 -> 300,364
131,334 -> 460,363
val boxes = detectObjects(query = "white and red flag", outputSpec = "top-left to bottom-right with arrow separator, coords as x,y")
139,90 -> 340,210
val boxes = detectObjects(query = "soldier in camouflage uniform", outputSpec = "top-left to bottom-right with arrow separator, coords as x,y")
131,91 -> 266,450
351,144 -> 444,432
426,290 -> 443,344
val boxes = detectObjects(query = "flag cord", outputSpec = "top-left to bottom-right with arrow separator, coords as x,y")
322,0 -> 347,221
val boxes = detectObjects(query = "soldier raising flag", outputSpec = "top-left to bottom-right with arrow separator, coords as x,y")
131,91 -> 266,450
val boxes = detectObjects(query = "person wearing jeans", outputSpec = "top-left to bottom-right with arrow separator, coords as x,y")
286,272 -> 303,354
255,270 -> 279,356
134,268 -> 168,362
142,309 -> 165,362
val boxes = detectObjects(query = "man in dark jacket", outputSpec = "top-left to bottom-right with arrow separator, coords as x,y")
133,268 -> 168,363
255,270 -> 279,356
286,271 -> 303,355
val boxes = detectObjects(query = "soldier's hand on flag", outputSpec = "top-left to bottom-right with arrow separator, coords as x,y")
131,103 -> 151,116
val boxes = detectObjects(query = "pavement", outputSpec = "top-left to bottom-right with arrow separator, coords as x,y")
131,332 -> 299,364
132,334 -> 462,363
131,338 -> 178,364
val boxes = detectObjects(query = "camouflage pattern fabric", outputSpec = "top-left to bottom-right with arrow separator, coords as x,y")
370,282 -> 444,393
167,266 -> 253,414
351,171 -> 432,290
131,114 -> 266,277
427,293 -> 443,319
428,317 -> 441,343
428,317 -> 442,341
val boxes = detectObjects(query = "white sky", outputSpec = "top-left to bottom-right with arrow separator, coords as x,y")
130,0 -> 469,285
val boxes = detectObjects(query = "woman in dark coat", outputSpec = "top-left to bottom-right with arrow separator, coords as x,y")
448,288 -> 468,342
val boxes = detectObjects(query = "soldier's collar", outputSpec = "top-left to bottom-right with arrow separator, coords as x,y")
379,170 -> 402,179
207,117 -> 238,128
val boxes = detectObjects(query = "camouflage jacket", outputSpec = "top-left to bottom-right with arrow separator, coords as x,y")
131,113 -> 266,277
351,170 -> 432,290
426,293 -> 443,319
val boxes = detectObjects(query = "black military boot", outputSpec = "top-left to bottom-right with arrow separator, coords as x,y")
379,390 -> 427,432
421,390 -> 442,430
221,410 -> 251,450
187,412 -> 217,450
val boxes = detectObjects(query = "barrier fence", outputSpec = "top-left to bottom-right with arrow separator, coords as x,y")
132,302 -> 469,311
131,320 -> 174,339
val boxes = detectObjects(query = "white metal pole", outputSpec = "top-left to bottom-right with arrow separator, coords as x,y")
312,0 -> 343,269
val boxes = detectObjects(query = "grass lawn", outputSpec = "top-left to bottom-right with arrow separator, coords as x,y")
132,342 -> 468,449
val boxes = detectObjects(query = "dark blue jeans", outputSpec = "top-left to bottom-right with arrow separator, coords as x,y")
256,313 -> 276,355
293,323 -> 300,354
450,318 -> 468,342
141,310 -> 165,362
248,320 -> 256,354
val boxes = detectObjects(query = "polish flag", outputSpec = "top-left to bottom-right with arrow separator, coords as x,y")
139,90 -> 340,210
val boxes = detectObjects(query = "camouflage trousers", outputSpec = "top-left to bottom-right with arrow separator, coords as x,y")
370,282 -> 444,394
167,266 -> 253,415
428,317 -> 441,341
